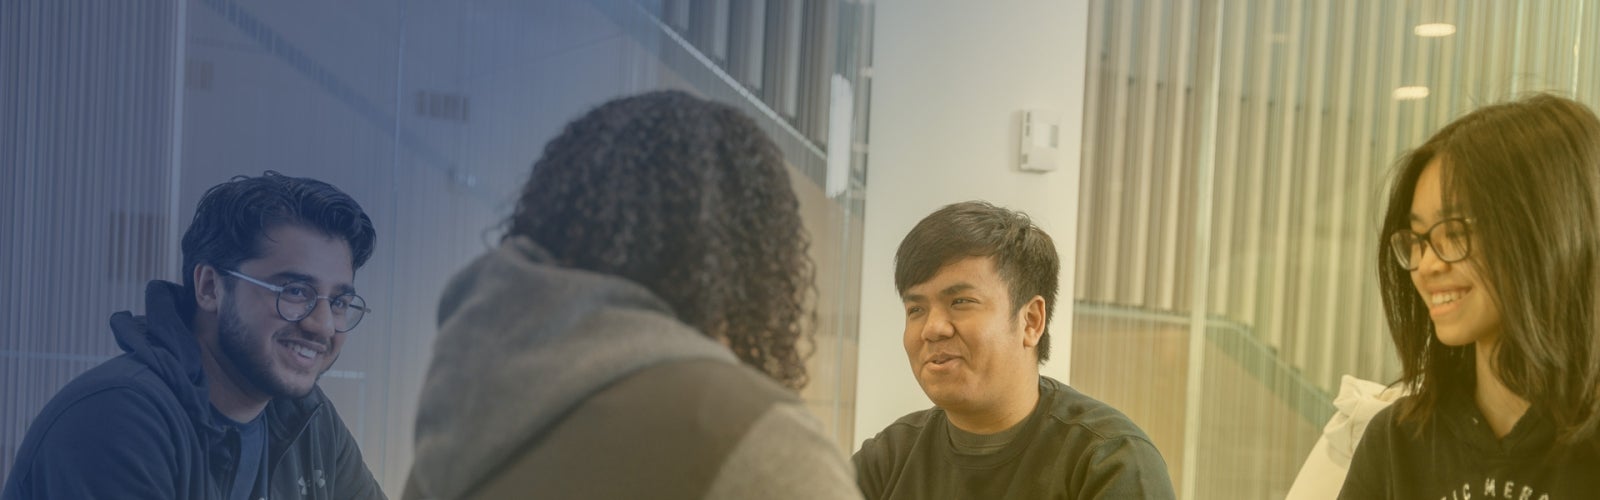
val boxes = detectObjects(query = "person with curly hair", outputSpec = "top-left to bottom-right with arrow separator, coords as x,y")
852,201 -> 1174,499
1340,94 -> 1600,499
404,90 -> 861,499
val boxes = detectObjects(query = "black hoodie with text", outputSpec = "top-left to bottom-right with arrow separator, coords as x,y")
1340,388 -> 1600,500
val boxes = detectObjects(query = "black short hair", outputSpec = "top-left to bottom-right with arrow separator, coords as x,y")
895,201 -> 1059,363
181,171 -> 376,298
505,90 -> 816,390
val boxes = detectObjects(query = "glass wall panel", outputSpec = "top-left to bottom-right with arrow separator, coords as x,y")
1073,0 -> 1600,497
2,0 -> 872,492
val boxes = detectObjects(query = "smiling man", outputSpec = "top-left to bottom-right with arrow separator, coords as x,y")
852,201 -> 1175,499
2,172 -> 386,500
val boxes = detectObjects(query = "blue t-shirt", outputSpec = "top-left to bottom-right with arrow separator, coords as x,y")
213,407 -> 268,500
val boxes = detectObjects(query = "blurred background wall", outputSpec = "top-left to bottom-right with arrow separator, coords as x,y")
8,1 -> 1600,498
2,0 -> 871,493
1071,0 -> 1600,498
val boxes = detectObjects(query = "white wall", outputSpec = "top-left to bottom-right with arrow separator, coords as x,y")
853,0 -> 1091,448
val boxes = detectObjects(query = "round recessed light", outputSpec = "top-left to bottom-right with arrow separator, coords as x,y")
1414,23 -> 1457,37
1393,86 -> 1430,101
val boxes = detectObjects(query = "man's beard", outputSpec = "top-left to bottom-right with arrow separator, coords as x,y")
217,296 -> 326,399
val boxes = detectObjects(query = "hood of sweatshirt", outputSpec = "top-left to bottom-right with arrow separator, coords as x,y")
111,281 -> 220,436
409,236 -> 735,499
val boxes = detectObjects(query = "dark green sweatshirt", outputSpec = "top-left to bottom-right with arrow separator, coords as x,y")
853,377 -> 1175,499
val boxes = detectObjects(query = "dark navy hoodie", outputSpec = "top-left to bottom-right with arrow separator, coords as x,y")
1,281 -> 385,500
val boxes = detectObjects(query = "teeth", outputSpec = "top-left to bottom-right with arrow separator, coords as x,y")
1430,290 -> 1464,305
290,344 -> 316,359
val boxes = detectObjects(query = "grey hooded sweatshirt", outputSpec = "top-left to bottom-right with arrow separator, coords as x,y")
404,237 -> 861,500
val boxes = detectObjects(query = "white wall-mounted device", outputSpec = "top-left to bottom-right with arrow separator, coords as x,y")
1019,109 -> 1061,172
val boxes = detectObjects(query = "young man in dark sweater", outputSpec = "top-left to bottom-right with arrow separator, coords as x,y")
853,201 -> 1175,499
2,172 -> 386,500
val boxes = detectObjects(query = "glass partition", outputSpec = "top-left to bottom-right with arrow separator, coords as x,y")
1072,0 -> 1600,497
1,0 -> 871,492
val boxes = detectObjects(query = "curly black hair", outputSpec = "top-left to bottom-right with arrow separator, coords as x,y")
505,90 -> 816,390
181,171 -> 376,303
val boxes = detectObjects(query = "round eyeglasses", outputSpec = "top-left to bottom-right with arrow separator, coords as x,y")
223,269 -> 370,333
1388,217 -> 1473,271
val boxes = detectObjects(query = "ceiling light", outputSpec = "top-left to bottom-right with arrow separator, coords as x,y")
1393,86 -> 1430,101
1414,23 -> 1456,37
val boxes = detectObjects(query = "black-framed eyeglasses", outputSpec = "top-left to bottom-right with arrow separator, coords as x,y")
1388,217 -> 1474,271
223,269 -> 370,333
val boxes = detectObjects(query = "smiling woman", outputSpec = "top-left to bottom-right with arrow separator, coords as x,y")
1341,94 -> 1600,499
1396,161 -> 1502,351
1072,2 -> 1600,496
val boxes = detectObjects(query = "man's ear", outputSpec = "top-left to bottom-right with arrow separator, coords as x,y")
194,264 -> 223,313
1020,295 -> 1046,348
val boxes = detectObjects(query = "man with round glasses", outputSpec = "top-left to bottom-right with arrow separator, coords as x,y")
221,269 -> 370,334
3,172 -> 386,499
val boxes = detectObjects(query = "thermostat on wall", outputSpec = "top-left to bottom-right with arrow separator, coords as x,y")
1019,109 -> 1060,172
